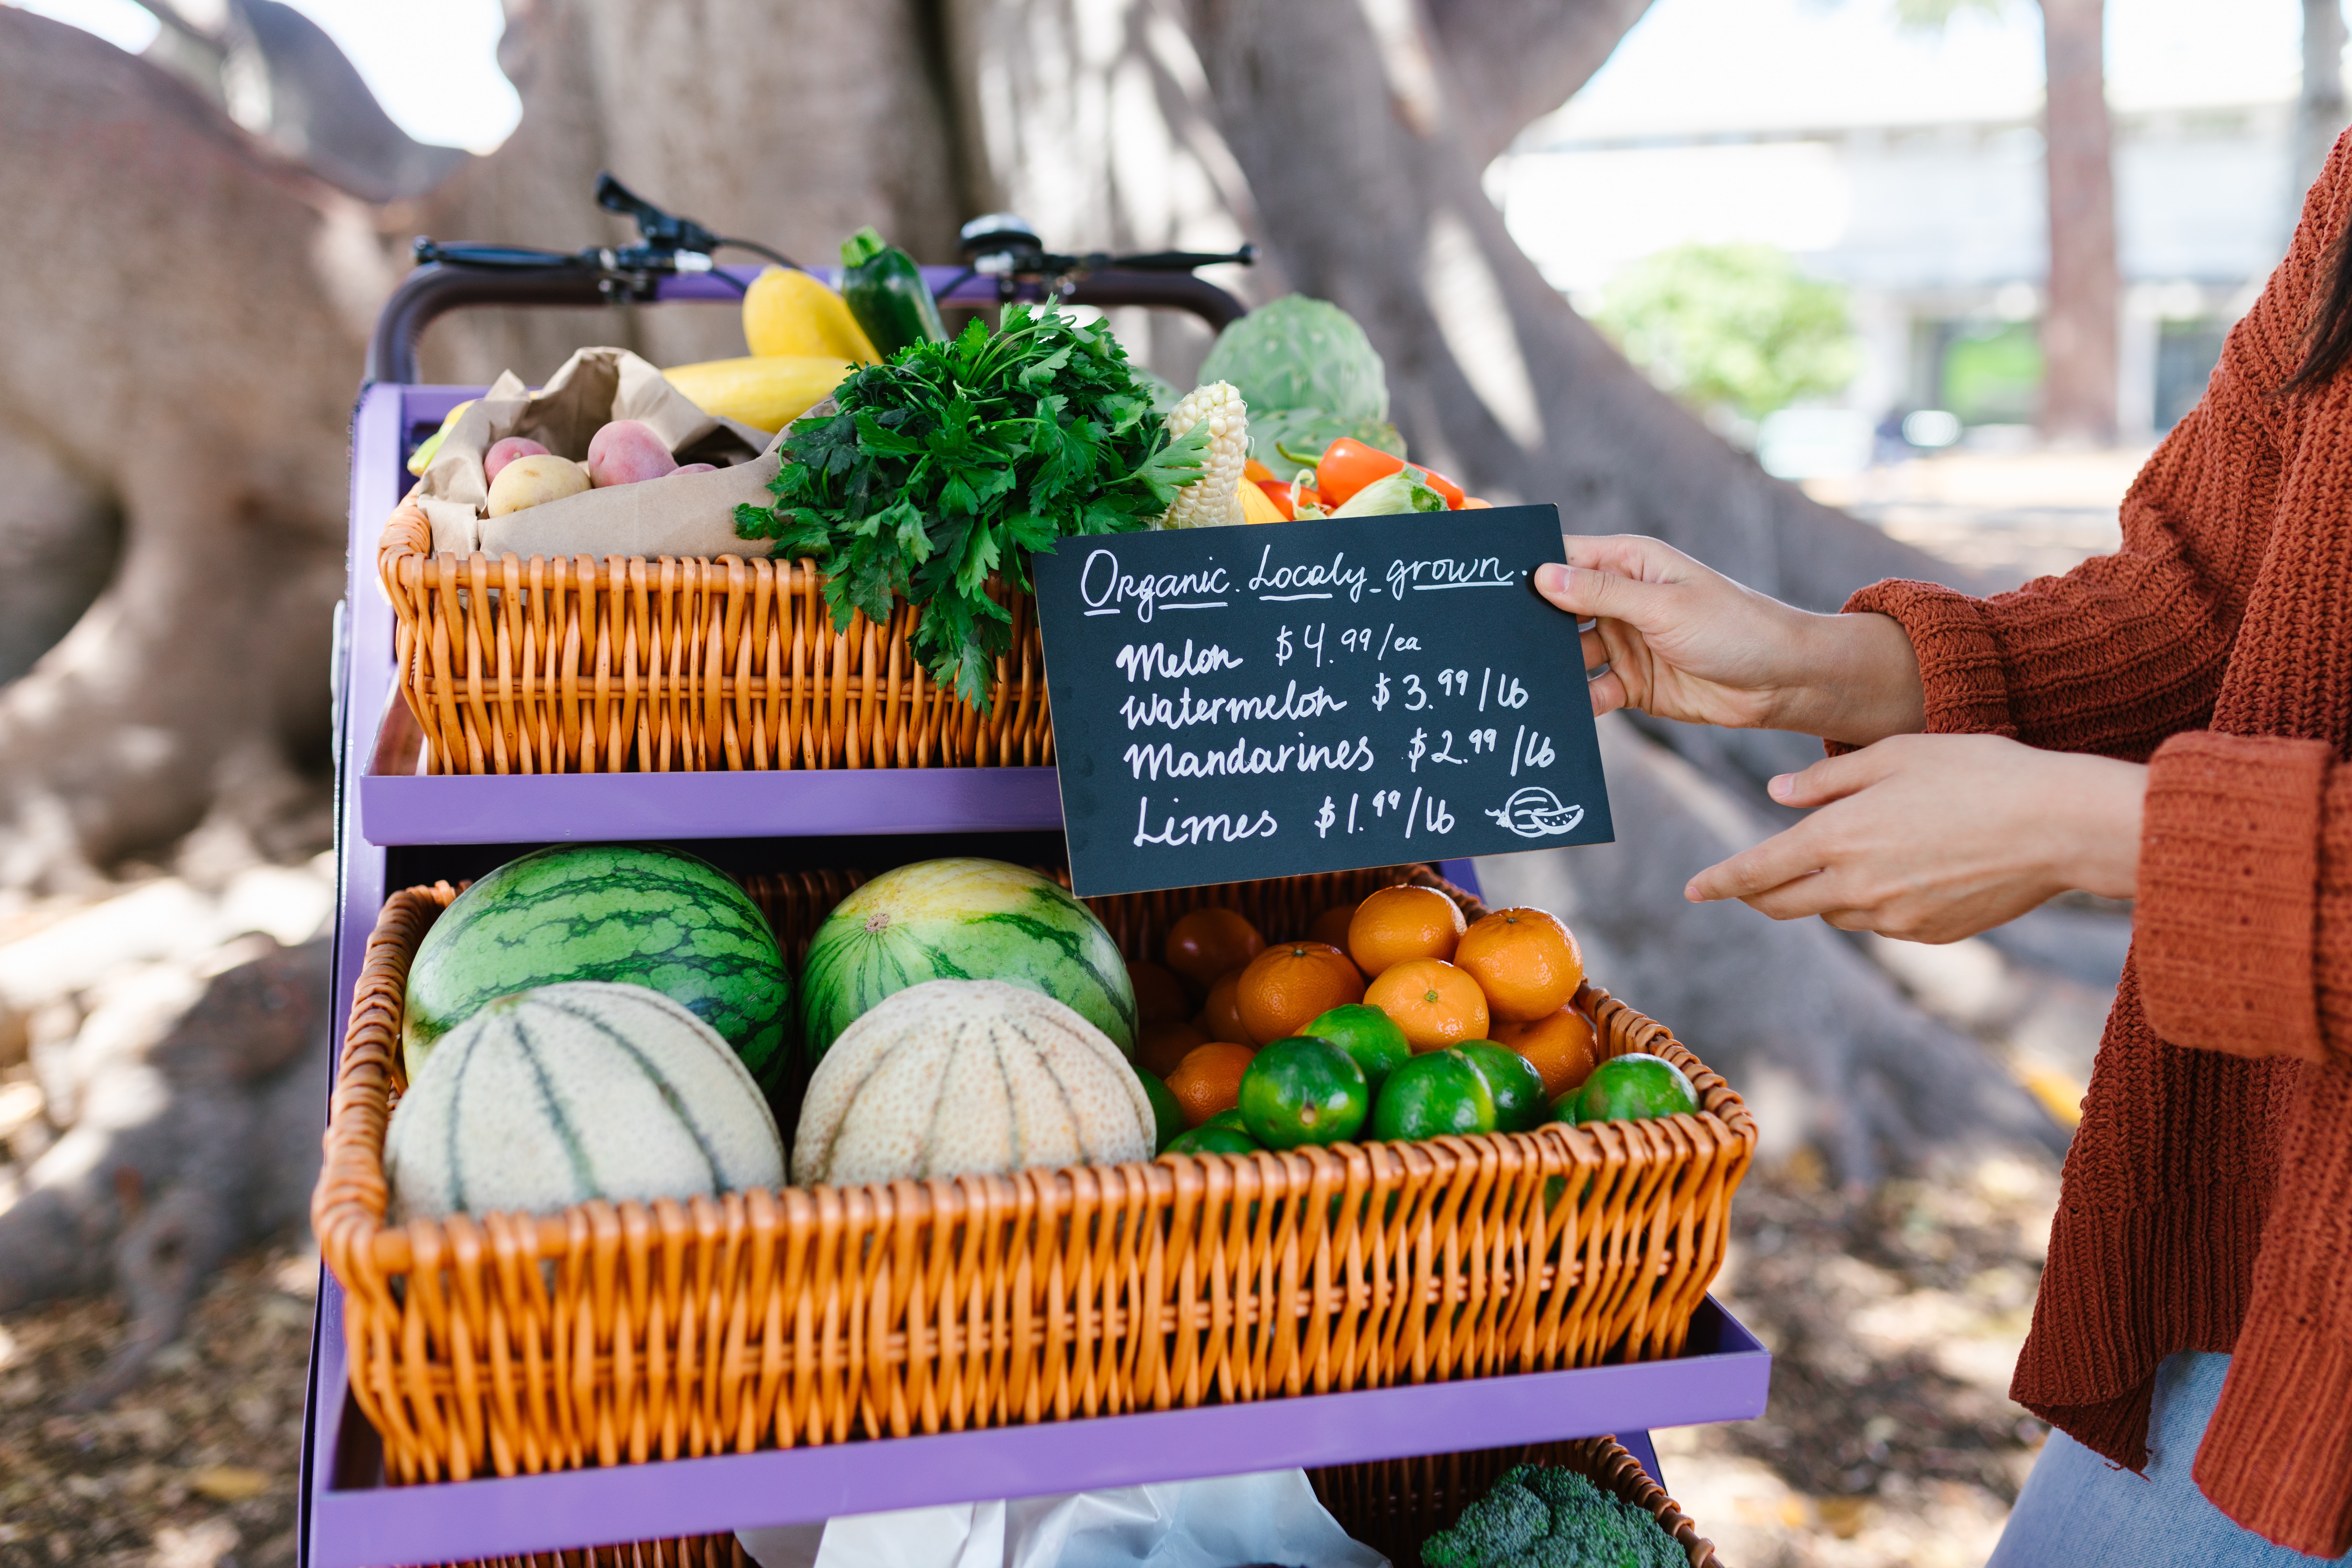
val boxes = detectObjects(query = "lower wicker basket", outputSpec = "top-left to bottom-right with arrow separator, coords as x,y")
424,1435 -> 1721,1568
313,864 -> 1754,1489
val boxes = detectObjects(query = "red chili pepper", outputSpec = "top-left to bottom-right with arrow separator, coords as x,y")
1312,439 -> 1468,509
1255,479 -> 1298,521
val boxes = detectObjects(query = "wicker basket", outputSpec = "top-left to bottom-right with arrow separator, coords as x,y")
378,502 -> 1051,775
313,866 -> 1755,1488
425,1435 -> 1721,1567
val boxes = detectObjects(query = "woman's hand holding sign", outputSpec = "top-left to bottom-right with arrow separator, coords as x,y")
1533,536 -> 1924,746
1536,535 -> 2143,944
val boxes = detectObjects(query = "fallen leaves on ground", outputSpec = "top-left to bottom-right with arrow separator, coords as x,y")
1656,1151 -> 2059,1568
0,1241 -> 314,1568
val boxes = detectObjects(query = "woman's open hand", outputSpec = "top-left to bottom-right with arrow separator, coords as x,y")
1535,535 -> 1925,746
1685,734 -> 2146,942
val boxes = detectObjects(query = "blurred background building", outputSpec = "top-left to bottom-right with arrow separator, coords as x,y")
1489,0 -> 2324,475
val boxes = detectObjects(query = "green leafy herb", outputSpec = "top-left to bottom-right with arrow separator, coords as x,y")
735,304 -> 1208,707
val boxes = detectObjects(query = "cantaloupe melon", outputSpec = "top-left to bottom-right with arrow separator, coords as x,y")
792,979 -> 1153,1187
385,981 -> 786,1222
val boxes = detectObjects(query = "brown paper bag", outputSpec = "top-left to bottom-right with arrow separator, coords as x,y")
416,346 -> 785,559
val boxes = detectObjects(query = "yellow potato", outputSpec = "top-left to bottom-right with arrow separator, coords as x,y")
486,452 -> 591,516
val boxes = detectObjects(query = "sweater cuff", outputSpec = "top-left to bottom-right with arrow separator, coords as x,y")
2136,732 -> 2331,1062
1841,579 -> 2018,739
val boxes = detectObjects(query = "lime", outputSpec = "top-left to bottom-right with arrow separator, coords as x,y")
1369,1049 -> 1497,1142
1238,1035 -> 1371,1149
1205,1107 -> 1251,1132
1456,1042 -> 1549,1133
1567,1053 -> 1699,1124
1303,1003 -> 1413,1092
1140,1071 -> 1185,1153
1165,1125 -> 1263,1156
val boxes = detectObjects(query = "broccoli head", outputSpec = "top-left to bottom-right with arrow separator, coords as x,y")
1419,1463 -> 1686,1568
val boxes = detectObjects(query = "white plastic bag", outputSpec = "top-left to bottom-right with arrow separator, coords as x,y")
736,1469 -> 1389,1568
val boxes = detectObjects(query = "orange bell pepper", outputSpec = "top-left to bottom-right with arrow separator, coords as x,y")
1312,439 -> 1467,510
1255,478 -> 1324,520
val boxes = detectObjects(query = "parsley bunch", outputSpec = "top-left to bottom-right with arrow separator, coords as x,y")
735,304 -> 1209,707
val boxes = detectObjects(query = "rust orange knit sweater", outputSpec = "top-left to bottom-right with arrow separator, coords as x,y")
1845,134 -> 2352,1554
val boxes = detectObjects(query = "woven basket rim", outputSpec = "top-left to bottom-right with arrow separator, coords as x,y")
314,874 -> 1756,1283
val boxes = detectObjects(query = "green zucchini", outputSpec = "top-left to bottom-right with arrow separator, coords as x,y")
839,227 -> 946,358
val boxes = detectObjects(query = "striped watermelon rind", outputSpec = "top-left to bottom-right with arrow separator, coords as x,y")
402,844 -> 792,1093
798,859 -> 1138,1065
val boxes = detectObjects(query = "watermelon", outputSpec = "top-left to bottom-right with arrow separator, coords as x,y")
385,981 -> 786,1222
402,844 -> 791,1092
798,859 -> 1137,1064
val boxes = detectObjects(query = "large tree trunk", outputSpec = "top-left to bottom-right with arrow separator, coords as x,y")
2038,0 -> 2119,444
943,0 -> 2059,1171
0,0 -> 2068,1316
414,0 -> 962,383
0,12 -> 364,891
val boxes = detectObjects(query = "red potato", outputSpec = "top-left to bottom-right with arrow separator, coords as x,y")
672,462 -> 717,475
586,419 -> 678,487
484,435 -> 549,482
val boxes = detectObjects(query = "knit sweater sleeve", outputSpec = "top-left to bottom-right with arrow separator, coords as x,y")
1840,161 -> 2317,757
1842,376 -> 2279,758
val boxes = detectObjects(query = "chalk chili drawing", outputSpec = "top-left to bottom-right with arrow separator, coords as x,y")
1032,505 -> 1615,897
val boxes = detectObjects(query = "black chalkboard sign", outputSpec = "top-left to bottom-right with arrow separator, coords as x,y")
1032,504 -> 1614,897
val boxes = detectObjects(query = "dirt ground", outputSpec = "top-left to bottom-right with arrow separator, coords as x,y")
0,1244 -> 317,1568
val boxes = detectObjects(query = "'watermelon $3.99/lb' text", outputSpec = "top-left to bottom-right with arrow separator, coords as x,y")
401,844 -> 793,1094
797,858 -> 1137,1064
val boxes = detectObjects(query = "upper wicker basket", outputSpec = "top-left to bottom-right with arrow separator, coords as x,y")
378,501 -> 1050,775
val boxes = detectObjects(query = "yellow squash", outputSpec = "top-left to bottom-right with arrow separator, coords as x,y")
663,355 -> 852,434
742,267 -> 880,363
1236,475 -> 1287,525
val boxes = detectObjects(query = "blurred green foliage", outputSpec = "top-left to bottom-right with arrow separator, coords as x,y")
1890,0 -> 2008,25
1941,322 -> 2043,424
1596,242 -> 1859,420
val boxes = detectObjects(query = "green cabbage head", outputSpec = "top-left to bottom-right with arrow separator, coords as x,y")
1199,296 -> 1395,464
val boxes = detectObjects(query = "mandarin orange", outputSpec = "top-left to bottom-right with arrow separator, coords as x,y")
1166,1041 -> 1256,1127
1165,908 -> 1265,989
1308,902 -> 1358,953
1138,1018 -> 1212,1078
1197,969 -> 1252,1044
1236,941 -> 1367,1046
1490,1004 -> 1603,1099
1347,884 -> 1466,974
1363,958 -> 1489,1052
1454,908 -> 1584,1022
1128,960 -> 1191,1024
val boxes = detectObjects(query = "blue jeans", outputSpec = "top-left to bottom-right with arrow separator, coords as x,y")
1990,1353 -> 2352,1566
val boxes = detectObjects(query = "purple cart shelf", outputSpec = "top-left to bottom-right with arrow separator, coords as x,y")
303,1285 -> 1764,1568
304,382 -> 1768,1566
361,764 -> 1068,844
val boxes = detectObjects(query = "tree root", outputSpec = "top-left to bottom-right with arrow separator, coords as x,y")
0,937 -> 328,1405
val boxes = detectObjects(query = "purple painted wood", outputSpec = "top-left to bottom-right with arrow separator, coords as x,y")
301,382 -> 405,1567
360,766 -> 1066,844
1436,857 -> 1484,903
303,1288 -> 1761,1568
